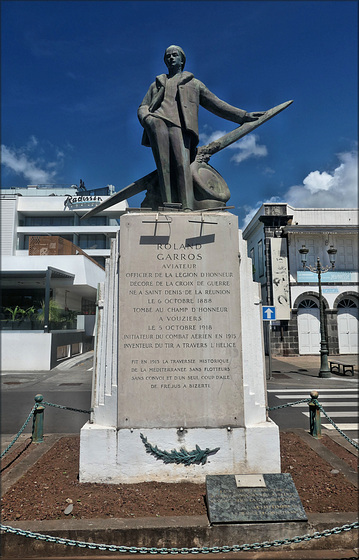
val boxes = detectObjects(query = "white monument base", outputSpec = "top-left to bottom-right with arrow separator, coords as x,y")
80,423 -> 280,483
80,212 -> 281,483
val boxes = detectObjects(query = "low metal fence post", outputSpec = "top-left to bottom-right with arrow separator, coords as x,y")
309,390 -> 321,439
32,394 -> 45,443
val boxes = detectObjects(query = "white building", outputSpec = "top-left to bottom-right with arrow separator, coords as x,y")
2,183 -> 127,267
1,183 -> 127,370
243,203 -> 358,356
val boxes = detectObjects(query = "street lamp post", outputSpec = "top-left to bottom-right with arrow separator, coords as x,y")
298,244 -> 337,378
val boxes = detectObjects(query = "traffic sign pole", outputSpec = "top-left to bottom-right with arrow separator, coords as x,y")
267,321 -> 272,381
262,307 -> 275,380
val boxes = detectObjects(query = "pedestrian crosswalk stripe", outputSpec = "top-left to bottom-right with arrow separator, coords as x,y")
268,387 -> 356,393
274,393 -> 358,399
322,423 -> 359,431
302,411 -> 358,417
268,388 -> 358,438
321,377 -> 358,383
291,402 -> 358,408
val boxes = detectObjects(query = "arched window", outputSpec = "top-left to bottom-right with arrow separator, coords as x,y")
338,299 -> 357,309
298,299 -> 318,309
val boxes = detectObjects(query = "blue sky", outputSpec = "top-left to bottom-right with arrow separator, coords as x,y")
1,0 -> 358,226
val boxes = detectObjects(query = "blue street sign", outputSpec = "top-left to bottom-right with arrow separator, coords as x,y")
262,306 -> 276,321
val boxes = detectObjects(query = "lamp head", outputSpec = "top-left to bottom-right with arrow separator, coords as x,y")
327,245 -> 337,268
298,244 -> 309,268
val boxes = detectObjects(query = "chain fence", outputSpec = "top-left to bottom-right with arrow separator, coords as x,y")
1,394 -> 358,553
41,400 -> 92,415
0,404 -> 38,459
267,398 -> 310,411
267,397 -> 358,450
1,397 -> 91,460
1,521 -> 358,554
313,399 -> 359,451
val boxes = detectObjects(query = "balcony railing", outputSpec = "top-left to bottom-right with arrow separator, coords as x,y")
28,236 -> 104,270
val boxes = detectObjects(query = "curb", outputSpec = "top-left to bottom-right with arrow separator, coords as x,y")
284,428 -> 358,488
1,513 -> 358,558
1,434 -> 66,497
52,351 -> 94,370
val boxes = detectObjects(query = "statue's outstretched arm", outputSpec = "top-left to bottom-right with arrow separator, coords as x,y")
199,81 -> 263,124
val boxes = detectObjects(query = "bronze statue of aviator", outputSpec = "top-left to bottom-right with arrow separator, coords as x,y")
82,46 -> 292,219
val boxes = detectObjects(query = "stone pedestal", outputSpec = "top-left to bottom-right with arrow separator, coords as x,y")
80,212 -> 280,483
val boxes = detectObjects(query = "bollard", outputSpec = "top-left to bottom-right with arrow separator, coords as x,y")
309,390 -> 321,439
32,394 -> 45,443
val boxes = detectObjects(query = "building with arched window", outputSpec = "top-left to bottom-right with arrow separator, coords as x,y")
243,204 -> 358,356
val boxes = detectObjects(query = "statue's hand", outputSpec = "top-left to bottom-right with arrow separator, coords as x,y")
244,111 -> 265,122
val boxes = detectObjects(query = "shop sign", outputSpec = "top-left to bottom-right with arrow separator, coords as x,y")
297,271 -> 357,283
64,195 -> 103,209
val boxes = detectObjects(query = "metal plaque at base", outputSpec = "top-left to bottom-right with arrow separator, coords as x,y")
235,474 -> 266,488
206,474 -> 307,524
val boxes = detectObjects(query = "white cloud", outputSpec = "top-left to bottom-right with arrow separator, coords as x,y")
199,130 -> 268,164
230,134 -> 268,164
240,149 -> 358,229
302,170 -> 334,193
199,129 -> 227,145
285,150 -> 358,208
26,135 -> 39,149
263,166 -> 275,175
1,137 -> 66,184
241,204 -> 261,229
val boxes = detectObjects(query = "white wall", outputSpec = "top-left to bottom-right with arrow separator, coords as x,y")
1,332 -> 52,370
2,255 -> 104,290
290,284 -> 358,309
290,207 -> 358,226
0,196 -> 17,255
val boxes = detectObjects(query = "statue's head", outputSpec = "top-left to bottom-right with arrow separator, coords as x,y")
164,45 -> 186,71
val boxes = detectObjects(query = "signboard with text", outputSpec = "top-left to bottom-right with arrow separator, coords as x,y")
297,270 -> 357,283
117,213 -> 244,429
270,238 -> 290,320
